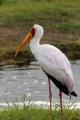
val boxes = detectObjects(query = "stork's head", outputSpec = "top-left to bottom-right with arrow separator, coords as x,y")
15,24 -> 44,57
33,24 -> 44,39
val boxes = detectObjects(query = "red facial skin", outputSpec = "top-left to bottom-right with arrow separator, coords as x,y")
31,28 -> 35,37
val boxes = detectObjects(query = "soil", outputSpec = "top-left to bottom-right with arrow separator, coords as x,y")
0,26 -> 80,49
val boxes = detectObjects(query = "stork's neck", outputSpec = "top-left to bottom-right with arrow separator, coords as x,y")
29,36 -> 40,56
29,25 -> 44,56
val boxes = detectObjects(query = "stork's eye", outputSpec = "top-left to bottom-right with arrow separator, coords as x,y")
31,27 -> 35,37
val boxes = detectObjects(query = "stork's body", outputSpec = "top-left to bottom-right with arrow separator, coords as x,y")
15,24 -> 77,114
29,25 -> 76,96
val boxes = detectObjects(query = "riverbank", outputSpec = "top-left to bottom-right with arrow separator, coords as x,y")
0,0 -> 80,65
0,39 -> 80,66
0,27 -> 80,66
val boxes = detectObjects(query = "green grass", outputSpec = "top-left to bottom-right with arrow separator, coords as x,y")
0,105 -> 80,120
0,0 -> 80,65
0,0 -> 80,32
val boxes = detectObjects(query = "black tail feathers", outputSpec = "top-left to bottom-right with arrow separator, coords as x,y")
71,91 -> 77,97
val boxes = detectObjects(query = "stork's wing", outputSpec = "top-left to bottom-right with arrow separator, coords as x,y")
36,44 -> 74,91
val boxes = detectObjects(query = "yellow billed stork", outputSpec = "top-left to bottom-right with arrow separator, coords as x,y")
15,24 -> 77,114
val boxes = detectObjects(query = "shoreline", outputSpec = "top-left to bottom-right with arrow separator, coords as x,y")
0,100 -> 79,110
0,41 -> 80,66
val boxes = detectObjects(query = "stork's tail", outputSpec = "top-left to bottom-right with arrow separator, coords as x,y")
71,91 -> 77,97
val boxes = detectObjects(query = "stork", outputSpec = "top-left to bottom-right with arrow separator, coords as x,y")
15,24 -> 77,114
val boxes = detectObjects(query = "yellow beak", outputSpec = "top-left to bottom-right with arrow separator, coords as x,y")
15,31 -> 32,57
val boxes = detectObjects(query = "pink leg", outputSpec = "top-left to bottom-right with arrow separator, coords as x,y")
59,90 -> 63,115
48,79 -> 52,112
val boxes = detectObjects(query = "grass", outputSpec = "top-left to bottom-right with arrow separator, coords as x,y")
0,0 -> 80,65
0,105 -> 80,120
0,0 -> 80,32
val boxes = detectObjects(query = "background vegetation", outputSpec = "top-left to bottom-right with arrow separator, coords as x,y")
0,0 -> 80,32
0,0 -> 80,64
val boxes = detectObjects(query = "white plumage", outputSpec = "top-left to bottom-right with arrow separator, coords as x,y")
30,24 -> 74,94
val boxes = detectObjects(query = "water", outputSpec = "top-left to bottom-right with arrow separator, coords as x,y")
0,60 -> 80,108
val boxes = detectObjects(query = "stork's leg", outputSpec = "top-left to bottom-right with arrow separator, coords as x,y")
48,79 -> 52,112
59,90 -> 63,115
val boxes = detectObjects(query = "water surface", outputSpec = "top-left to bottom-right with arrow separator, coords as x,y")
0,60 -> 80,106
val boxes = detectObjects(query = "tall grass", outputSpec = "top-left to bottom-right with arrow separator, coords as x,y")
0,0 -> 80,32
0,105 -> 80,120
